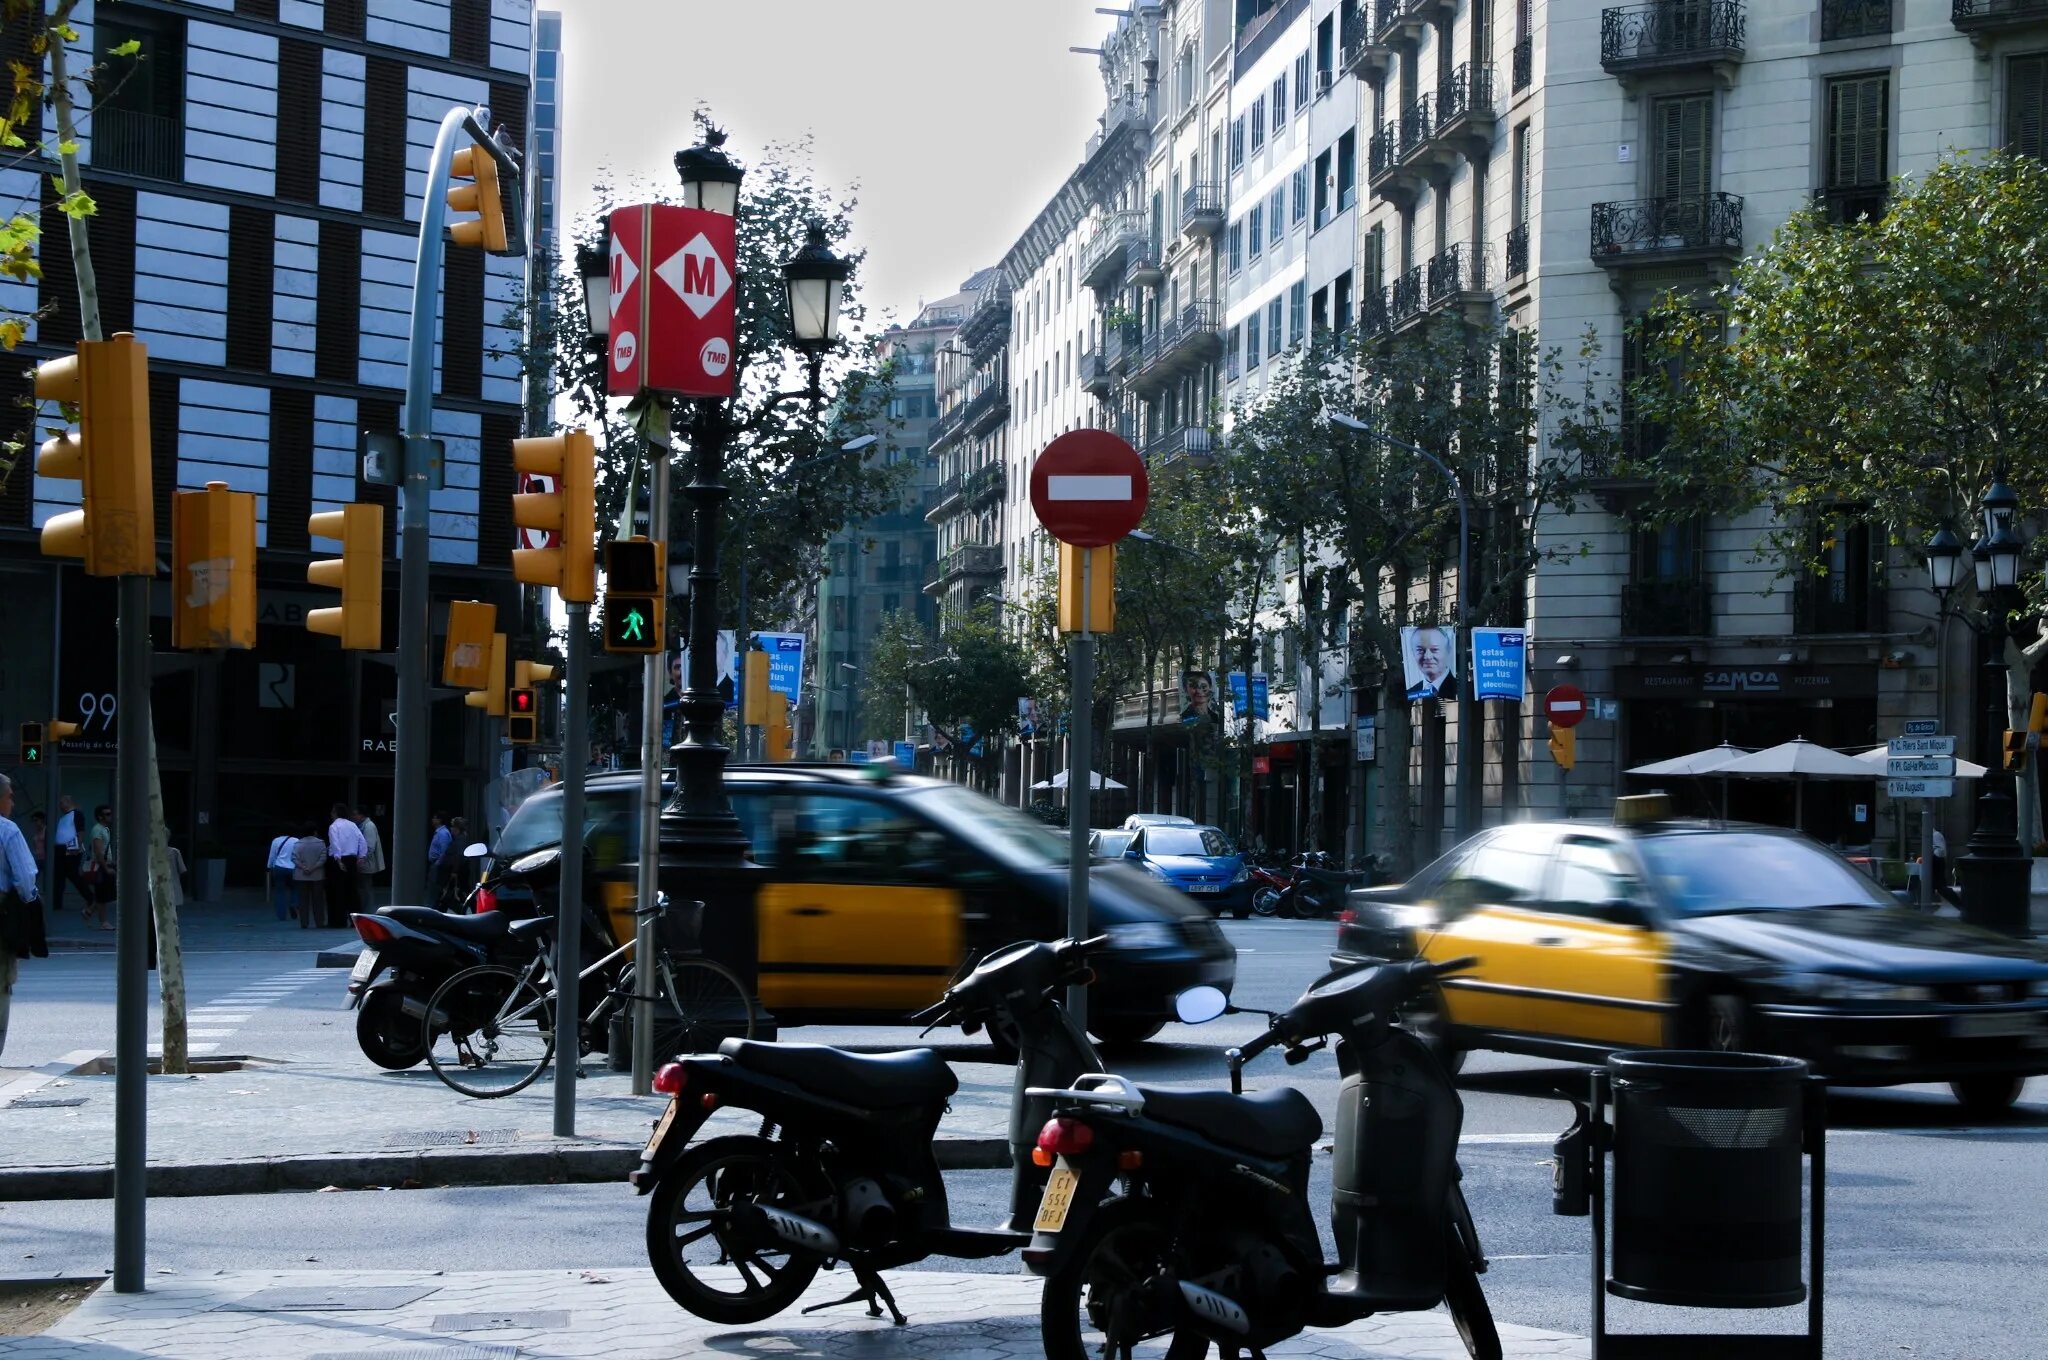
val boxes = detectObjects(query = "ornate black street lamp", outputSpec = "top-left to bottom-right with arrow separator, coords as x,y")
1954,470 -> 2033,936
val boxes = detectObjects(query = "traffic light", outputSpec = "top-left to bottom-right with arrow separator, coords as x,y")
19,722 -> 42,766
446,138 -> 507,252
465,632 -> 509,718
171,482 -> 257,650
2005,729 -> 2029,773
442,600 -> 498,690
510,429 -> 597,602
506,687 -> 539,744
1548,725 -> 1577,771
46,719 -> 80,744
764,700 -> 794,762
1058,543 -> 1116,633
742,650 -> 772,725
307,503 -> 384,649
602,537 -> 664,654
514,660 -> 557,689
35,333 -> 155,577
2030,692 -> 2048,737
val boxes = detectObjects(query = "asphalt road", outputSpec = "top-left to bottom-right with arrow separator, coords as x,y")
4,919 -> 2046,1358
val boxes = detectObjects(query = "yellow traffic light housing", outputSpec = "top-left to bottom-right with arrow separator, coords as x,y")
465,632 -> 509,718
764,700 -> 794,762
442,600 -> 498,690
2004,729 -> 2030,773
602,537 -> 664,655
1549,725 -> 1577,771
19,722 -> 43,766
510,429 -> 597,602
514,660 -> 557,689
46,719 -> 80,743
306,503 -> 385,650
36,333 -> 155,578
1058,543 -> 1116,633
507,687 -> 539,744
447,141 -> 508,252
742,650 -> 772,725
171,482 -> 258,650
2029,692 -> 2048,736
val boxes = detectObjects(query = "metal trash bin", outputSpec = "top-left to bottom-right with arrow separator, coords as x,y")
1608,1049 -> 1808,1307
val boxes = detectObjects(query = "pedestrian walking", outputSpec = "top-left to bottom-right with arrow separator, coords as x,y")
267,828 -> 298,920
355,807 -> 386,911
84,804 -> 115,930
292,824 -> 327,928
326,802 -> 366,927
425,812 -> 452,910
50,795 -> 84,913
0,773 -> 49,1059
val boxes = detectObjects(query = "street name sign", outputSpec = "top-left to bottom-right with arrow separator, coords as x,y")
1903,719 -> 1941,736
1889,777 -> 1955,798
1887,735 -> 1955,757
1887,757 -> 1955,777
1029,430 -> 1148,548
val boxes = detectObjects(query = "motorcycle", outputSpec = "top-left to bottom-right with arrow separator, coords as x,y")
345,843 -> 538,1070
1246,862 -> 1294,918
1259,852 -> 1365,919
1021,955 -> 1500,1360
629,933 -> 1208,1327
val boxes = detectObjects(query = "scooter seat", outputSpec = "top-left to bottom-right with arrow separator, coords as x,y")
1139,1085 -> 1323,1160
379,906 -> 511,944
717,1040 -> 958,1110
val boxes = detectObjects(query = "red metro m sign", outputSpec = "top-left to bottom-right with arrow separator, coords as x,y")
608,204 -> 738,400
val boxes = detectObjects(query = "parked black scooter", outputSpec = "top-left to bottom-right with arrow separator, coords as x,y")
629,934 -> 1190,1327
1266,852 -> 1367,919
1022,955 -> 1500,1360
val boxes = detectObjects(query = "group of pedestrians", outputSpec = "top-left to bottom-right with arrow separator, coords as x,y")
34,794 -> 118,929
265,804 -> 387,929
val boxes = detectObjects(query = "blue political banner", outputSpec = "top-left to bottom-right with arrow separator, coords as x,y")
894,740 -> 916,767
1226,671 -> 1270,719
752,631 -> 805,701
1469,628 -> 1528,702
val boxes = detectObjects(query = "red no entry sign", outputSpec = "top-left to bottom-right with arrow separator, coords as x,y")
1544,684 -> 1587,729
1029,429 -> 1148,548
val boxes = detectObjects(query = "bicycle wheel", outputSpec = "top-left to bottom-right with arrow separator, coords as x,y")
652,956 -> 757,1059
426,964 -> 555,1099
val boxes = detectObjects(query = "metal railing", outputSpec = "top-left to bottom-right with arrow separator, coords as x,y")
1435,64 -> 1496,131
1622,578 -> 1712,637
1131,301 -> 1221,379
1954,0 -> 2048,24
1506,221 -> 1531,277
1398,94 -> 1434,161
1389,265 -> 1425,324
931,543 -> 1003,585
1794,575 -> 1887,634
1079,349 -> 1110,394
1181,182 -> 1226,236
1081,209 -> 1146,289
963,378 -> 1010,435
1821,0 -> 1890,38
1361,288 -> 1393,336
1369,124 -> 1398,181
1425,242 -> 1489,306
1087,91 -> 1156,161
964,462 -> 1004,504
91,107 -> 182,180
1601,0 -> 1745,66
1591,192 -> 1743,259
1513,36 -> 1533,90
1817,184 -> 1888,225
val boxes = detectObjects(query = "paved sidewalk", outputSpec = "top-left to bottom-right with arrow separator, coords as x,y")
41,888 -> 369,955
0,1268 -> 1590,1358
0,1043 -> 1018,1199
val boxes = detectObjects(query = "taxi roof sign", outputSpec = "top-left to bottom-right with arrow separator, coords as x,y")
1614,794 -> 1672,826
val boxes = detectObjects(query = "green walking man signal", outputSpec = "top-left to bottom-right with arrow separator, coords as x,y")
602,537 -> 665,655
20,722 -> 42,766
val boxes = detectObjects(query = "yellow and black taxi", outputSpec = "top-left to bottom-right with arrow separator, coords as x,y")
1333,798 -> 2048,1115
490,765 -> 1235,1047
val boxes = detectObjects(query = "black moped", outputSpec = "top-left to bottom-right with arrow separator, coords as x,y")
1021,956 -> 1500,1360
628,934 -> 1190,1326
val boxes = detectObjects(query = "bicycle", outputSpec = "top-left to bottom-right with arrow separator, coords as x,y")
423,895 -> 755,1099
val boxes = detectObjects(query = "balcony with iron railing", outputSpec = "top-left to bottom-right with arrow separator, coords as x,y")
1368,95 -> 1434,201
923,475 -> 965,523
1591,192 -> 1743,267
1079,348 -> 1112,398
1141,424 -> 1219,465
1513,36 -> 1533,90
1822,0 -> 1892,37
1341,6 -> 1398,80
1426,64 -> 1497,160
1622,578 -> 1713,637
91,107 -> 183,180
1388,265 -> 1425,326
1376,0 -> 1451,47
1086,90 -> 1157,165
1361,288 -> 1394,337
1424,242 -> 1493,312
1816,183 -> 1888,225
1794,574 -> 1887,634
928,402 -> 967,452
1182,182 -> 1226,239
1506,221 -> 1531,279
926,543 -> 1005,592
958,280 -> 1012,361
1953,0 -> 2048,35
963,378 -> 1010,437
1129,235 -> 1166,288
1127,301 -> 1223,396
964,461 -> 1004,506
1081,210 -> 1147,294
1601,0 -> 1744,79
1104,320 -> 1142,374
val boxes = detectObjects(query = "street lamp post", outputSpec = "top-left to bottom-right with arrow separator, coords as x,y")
1922,526 -> 1963,911
1953,473 -> 2033,936
1329,412 -> 1477,842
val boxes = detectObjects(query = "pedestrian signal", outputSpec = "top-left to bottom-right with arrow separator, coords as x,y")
507,687 -> 538,744
602,538 -> 664,655
19,722 -> 42,766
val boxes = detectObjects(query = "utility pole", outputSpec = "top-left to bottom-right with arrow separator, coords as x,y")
633,407 -> 672,1095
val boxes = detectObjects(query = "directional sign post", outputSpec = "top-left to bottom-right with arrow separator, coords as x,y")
1887,735 -> 1956,758
1890,730 -> 1958,911
1889,777 -> 1956,799
1030,430 -> 1148,1030
1887,757 -> 1955,778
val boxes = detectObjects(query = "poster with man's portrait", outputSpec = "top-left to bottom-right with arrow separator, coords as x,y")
1180,669 -> 1218,727
1400,625 -> 1460,702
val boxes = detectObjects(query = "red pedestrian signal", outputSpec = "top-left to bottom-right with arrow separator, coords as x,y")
507,687 -> 538,744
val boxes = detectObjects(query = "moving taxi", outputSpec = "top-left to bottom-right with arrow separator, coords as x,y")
494,765 -> 1235,1048
1334,799 -> 2048,1115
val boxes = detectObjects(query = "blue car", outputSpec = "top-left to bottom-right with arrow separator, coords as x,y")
1122,824 -> 1251,918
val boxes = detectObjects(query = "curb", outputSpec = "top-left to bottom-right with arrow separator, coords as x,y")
315,942 -> 364,968
0,1136 -> 1013,1201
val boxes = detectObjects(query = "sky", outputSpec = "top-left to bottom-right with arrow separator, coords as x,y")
543,1 -> 1118,326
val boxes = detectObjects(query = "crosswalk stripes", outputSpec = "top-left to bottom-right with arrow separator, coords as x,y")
148,966 -> 328,1056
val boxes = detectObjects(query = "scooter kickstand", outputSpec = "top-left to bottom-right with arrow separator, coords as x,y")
797,1264 -> 907,1326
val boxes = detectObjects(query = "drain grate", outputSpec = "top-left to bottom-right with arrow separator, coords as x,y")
433,1310 -> 569,1331
9,1097 -> 87,1108
311,1347 -> 521,1360
385,1129 -> 519,1148
232,1285 -> 438,1311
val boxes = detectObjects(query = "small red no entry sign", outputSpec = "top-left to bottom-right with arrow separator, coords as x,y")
1029,429 -> 1149,549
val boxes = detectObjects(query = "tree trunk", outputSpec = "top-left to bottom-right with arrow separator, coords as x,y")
1364,614 -> 1418,876
49,16 -> 187,1073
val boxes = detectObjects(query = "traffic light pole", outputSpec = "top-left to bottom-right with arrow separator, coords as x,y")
41,564 -> 61,909
113,572 -> 151,1293
393,106 -> 475,906
1065,550 -> 1095,1030
633,410 -> 672,1095
555,603 -> 589,1135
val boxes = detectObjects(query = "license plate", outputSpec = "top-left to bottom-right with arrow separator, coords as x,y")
1185,884 -> 1219,894
1034,1163 -> 1079,1233
1951,1012 -> 2043,1039
349,950 -> 377,985
643,1097 -> 679,1157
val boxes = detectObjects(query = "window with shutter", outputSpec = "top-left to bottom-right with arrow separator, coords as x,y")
1653,94 -> 1713,201
2006,55 -> 2047,159
1251,98 -> 1266,152
1826,75 -> 1888,188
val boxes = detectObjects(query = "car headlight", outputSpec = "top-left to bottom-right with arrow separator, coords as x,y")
1108,922 -> 1180,951
1230,864 -> 1249,885
1785,972 -> 1934,1003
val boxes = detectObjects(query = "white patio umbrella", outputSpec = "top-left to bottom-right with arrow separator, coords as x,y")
1711,738 -> 1876,830
1853,745 -> 1987,779
1626,743 -> 1753,819
1032,769 -> 1128,792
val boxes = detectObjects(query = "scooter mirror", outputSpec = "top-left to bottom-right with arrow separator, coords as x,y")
1173,985 -> 1229,1025
462,842 -> 491,860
